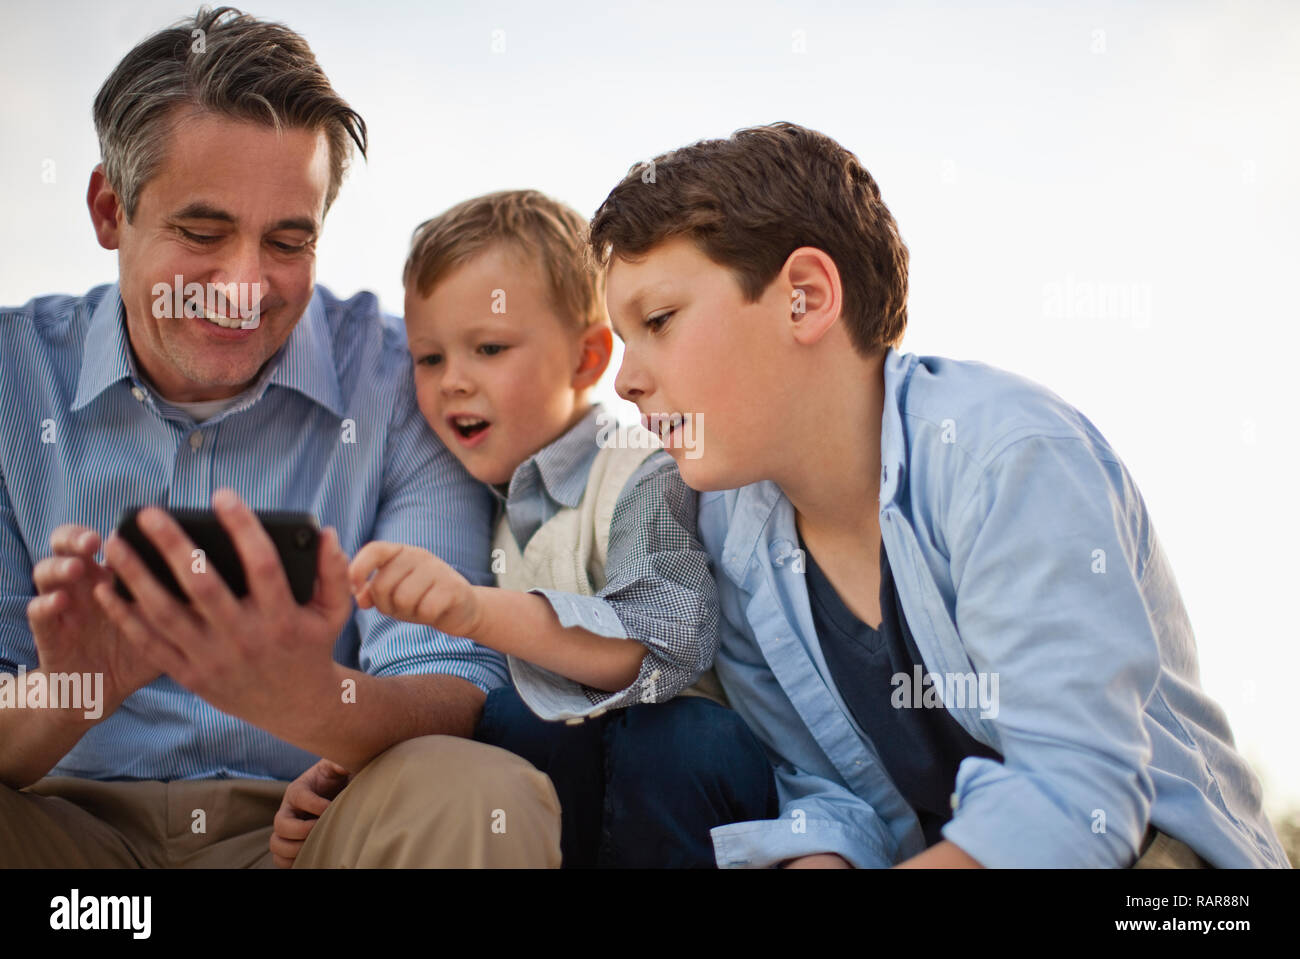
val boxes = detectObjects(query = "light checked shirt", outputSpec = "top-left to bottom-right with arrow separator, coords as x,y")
491,404 -> 718,714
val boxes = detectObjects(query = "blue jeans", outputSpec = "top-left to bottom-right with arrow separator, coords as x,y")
474,686 -> 778,868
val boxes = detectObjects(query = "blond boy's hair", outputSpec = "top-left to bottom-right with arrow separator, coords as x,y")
404,189 -> 606,330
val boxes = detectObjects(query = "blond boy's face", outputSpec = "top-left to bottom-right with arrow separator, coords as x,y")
405,243 -> 591,486
607,235 -> 795,492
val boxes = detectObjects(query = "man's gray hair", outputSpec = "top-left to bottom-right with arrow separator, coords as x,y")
92,5 -> 367,221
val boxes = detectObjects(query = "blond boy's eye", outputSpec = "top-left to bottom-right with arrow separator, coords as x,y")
479,344 -> 506,356
646,311 -> 673,332
417,354 -> 442,366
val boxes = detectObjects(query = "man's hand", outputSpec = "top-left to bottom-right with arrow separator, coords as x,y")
28,523 -> 161,717
270,757 -> 350,868
90,488 -> 353,733
349,542 -> 482,638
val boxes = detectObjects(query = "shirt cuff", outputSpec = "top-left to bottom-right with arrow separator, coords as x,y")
710,816 -> 894,869
503,591 -> 640,721
940,755 -> 1143,868
372,653 -> 509,695
532,589 -> 629,638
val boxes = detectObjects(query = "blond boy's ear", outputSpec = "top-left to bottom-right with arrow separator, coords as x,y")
573,324 -> 613,390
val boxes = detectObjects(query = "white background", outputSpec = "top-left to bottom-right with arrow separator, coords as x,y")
2,0 -> 1297,818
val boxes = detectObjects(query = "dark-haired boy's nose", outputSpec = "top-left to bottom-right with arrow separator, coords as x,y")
614,356 -> 650,404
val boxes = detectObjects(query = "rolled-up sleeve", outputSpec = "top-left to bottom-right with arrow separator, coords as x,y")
518,452 -> 718,719
357,364 -> 506,693
939,434 -> 1160,867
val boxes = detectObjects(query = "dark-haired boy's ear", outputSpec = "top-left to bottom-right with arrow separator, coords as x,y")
87,165 -> 124,251
783,247 -> 842,346
573,324 -> 614,390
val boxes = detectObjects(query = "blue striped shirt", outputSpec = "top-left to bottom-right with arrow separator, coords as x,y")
0,283 -> 504,781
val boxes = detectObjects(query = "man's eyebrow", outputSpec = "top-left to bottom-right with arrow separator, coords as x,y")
267,217 -> 319,235
170,204 -> 318,236
171,203 -> 234,223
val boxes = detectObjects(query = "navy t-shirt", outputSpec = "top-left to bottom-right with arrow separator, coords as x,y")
800,537 -> 1003,847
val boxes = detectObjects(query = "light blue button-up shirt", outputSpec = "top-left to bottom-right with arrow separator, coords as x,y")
0,283 -> 502,781
703,348 -> 1289,868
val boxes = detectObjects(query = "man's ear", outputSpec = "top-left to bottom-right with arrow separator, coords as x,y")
87,165 -> 125,251
573,324 -> 614,390
783,246 -> 843,346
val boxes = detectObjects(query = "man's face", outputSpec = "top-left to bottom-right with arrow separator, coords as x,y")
607,235 -> 796,492
405,243 -> 590,487
99,109 -> 331,402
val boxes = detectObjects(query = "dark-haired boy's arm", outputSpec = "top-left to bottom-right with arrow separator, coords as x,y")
934,433 -> 1162,867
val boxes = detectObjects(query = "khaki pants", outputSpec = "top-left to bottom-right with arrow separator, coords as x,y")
1131,825 -> 1212,869
0,736 -> 561,868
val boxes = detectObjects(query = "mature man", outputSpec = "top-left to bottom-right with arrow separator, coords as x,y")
0,7 -> 561,867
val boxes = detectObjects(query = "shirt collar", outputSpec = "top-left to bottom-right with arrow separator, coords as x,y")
879,346 -> 917,509
71,284 -> 136,412
493,403 -> 606,511
71,284 -> 345,418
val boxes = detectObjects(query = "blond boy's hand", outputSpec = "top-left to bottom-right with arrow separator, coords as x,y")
348,542 -> 483,638
270,757 -> 350,868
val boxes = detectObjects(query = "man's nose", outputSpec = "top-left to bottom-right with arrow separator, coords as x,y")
211,238 -> 264,315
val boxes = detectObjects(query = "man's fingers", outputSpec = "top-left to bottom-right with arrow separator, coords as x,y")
211,488 -> 293,606
311,527 -> 353,619
129,507 -> 241,623
32,556 -> 85,593
27,590 -> 69,625
91,581 -> 190,680
50,524 -> 100,557
101,535 -> 194,632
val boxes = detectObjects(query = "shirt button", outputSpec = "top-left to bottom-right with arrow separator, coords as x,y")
564,717 -> 585,726
131,387 -> 146,402
950,791 -> 960,812
188,431 -> 203,450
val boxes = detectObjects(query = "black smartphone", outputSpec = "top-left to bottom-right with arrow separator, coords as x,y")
112,508 -> 320,605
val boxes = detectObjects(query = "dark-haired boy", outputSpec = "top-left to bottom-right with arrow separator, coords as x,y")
592,122 -> 1289,868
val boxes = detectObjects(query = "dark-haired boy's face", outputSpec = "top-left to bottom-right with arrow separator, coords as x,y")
608,235 -> 796,492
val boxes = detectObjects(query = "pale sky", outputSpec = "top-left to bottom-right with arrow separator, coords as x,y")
2,0 -> 1297,817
